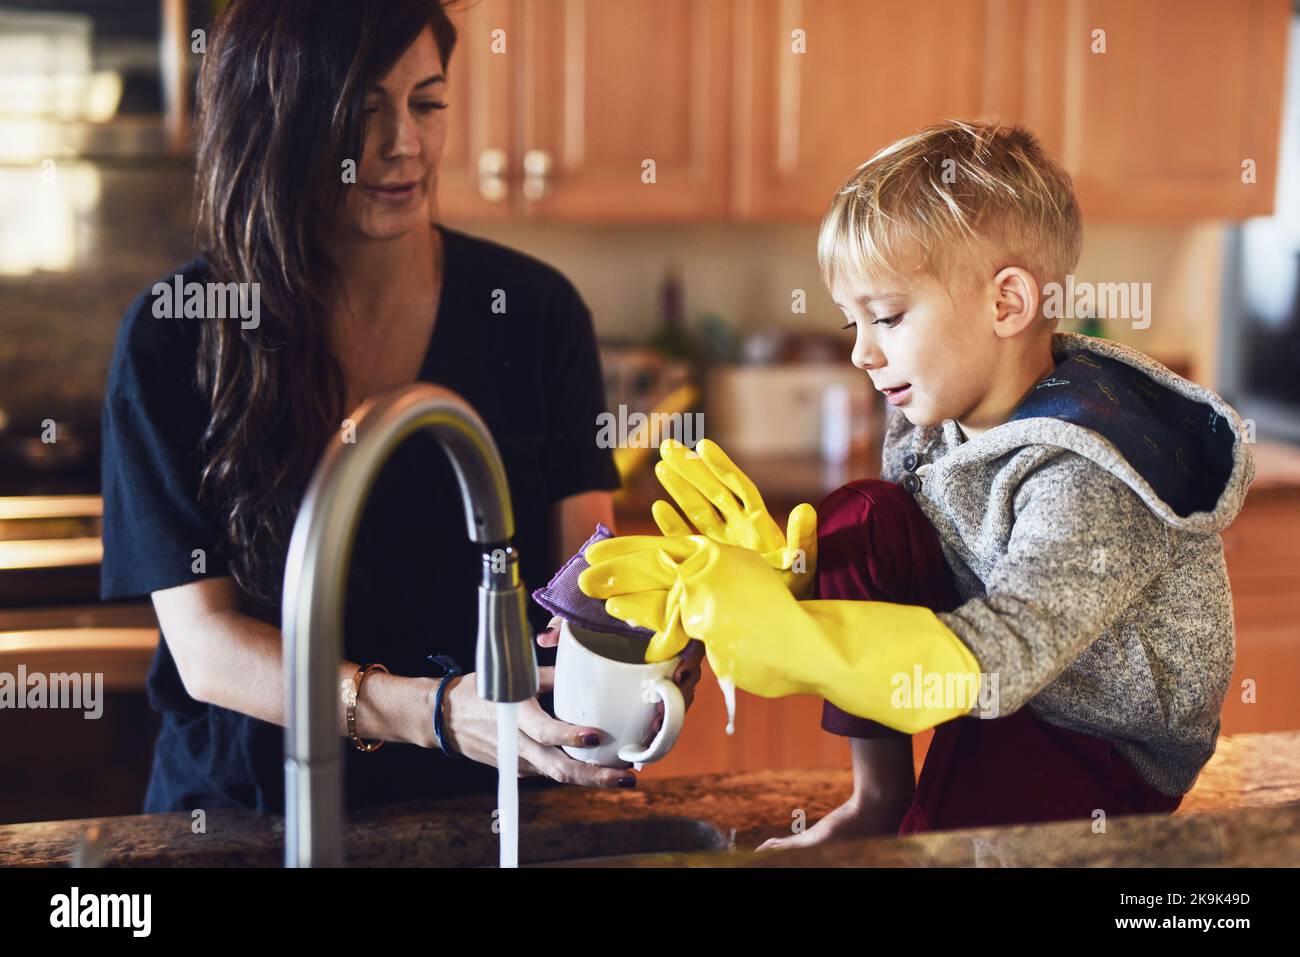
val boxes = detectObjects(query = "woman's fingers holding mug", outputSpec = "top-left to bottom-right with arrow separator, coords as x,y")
535,616 -> 562,649
672,639 -> 705,710
513,754 -> 546,779
517,735 -> 636,788
536,664 -> 556,695
679,686 -> 696,714
679,638 -> 706,672
648,687 -> 689,734
516,694 -> 601,750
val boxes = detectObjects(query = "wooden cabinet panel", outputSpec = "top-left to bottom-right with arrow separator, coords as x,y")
733,0 -> 1289,223
1049,0 -> 1289,221
1222,491 -> 1300,733
438,0 -> 1288,224
1221,491 -> 1300,575
438,0 -> 516,222
733,0 -> 994,220
518,0 -> 732,220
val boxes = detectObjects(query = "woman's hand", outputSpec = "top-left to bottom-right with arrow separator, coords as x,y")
535,616 -> 705,739
437,659 -> 637,788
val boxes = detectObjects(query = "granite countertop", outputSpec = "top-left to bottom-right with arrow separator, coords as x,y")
3,730 -> 1298,868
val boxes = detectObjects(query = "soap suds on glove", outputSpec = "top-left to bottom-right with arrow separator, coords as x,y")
719,676 -> 736,735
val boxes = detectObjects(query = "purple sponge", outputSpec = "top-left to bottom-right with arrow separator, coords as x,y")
531,523 -> 655,640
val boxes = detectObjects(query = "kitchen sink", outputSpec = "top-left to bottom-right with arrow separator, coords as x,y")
340,810 -> 733,868
522,816 -> 732,867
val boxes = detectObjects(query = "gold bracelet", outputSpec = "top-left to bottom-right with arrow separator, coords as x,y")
343,663 -> 389,752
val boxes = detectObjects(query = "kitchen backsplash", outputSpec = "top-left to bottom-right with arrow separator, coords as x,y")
464,218 -> 1228,383
0,158 -> 1227,425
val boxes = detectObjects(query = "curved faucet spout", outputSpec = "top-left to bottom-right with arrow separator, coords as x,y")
280,383 -> 538,867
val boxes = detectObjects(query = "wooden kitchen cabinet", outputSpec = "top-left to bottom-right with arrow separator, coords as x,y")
518,0 -> 733,220
732,0 -> 995,220
439,0 -> 517,222
1018,0 -> 1290,222
441,0 -> 1288,223
441,0 -> 732,222
732,0 -> 1289,222
1218,485 -> 1300,736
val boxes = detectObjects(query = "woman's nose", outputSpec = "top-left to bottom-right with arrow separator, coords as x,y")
381,109 -> 422,159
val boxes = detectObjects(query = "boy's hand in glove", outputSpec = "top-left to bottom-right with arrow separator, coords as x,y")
579,534 -> 982,735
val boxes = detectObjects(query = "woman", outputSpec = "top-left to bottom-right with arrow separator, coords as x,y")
100,0 -> 701,814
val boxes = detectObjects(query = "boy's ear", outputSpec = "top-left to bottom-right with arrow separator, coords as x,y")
991,266 -> 1040,339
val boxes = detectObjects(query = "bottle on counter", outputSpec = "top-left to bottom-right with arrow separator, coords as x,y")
821,383 -> 851,465
648,263 -> 694,360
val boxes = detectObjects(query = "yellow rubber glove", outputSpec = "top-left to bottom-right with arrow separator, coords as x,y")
582,538 -> 982,733
652,438 -> 818,600
578,536 -> 983,735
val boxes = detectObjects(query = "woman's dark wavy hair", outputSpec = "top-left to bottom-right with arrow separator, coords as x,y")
193,0 -> 457,609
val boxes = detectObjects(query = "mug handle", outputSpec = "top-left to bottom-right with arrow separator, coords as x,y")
617,677 -> 685,765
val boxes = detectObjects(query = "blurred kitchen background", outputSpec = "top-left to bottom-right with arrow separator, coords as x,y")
3,0 -> 1299,824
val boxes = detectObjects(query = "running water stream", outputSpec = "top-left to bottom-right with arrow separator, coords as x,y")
495,701 -> 520,868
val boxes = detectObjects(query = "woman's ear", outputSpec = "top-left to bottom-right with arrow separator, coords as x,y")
991,266 -> 1040,339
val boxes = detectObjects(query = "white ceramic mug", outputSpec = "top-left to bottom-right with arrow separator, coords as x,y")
552,618 -> 685,768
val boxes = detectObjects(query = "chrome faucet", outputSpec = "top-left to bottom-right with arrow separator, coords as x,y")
280,383 -> 538,867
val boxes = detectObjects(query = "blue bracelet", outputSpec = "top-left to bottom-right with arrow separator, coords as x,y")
427,654 -> 465,760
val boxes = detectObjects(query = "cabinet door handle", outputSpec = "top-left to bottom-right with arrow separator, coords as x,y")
523,148 -> 553,201
477,148 -> 508,202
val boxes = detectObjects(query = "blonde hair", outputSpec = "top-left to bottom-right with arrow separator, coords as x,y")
817,119 -> 1082,298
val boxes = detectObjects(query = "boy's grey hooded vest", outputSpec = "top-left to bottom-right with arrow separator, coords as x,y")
883,332 -> 1255,796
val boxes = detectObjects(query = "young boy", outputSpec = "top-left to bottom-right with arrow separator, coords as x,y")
580,119 -> 1253,842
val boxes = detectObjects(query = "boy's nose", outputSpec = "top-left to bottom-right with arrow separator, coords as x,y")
849,321 -> 885,370
851,337 -> 884,372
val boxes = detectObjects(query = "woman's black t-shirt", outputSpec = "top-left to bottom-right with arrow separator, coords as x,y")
100,224 -> 622,814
